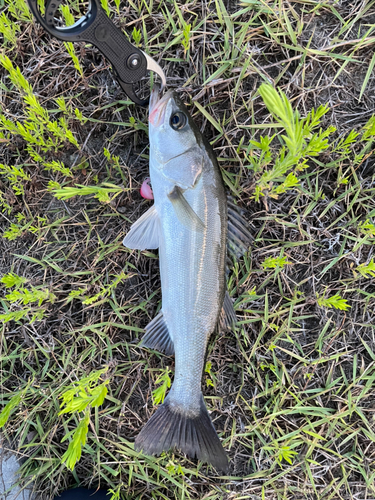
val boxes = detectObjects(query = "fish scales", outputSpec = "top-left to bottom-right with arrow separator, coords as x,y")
153,154 -> 227,414
123,85 -> 239,471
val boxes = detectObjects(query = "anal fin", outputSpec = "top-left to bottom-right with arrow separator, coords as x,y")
140,311 -> 174,355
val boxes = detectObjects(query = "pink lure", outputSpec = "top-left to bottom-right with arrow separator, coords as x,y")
140,177 -> 154,200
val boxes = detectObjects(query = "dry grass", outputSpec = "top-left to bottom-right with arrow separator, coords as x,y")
1,0 -> 375,499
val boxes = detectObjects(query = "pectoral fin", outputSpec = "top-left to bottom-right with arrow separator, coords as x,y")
168,186 -> 205,232
123,205 -> 160,250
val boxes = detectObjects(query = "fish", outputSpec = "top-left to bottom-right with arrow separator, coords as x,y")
123,84 -> 251,471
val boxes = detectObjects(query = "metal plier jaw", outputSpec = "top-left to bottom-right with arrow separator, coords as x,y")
26,0 -> 166,106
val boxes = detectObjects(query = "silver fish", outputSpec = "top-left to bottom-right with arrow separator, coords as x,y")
123,85 -> 251,471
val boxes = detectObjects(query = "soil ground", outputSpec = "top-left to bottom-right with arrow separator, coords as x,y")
1,0 -> 375,499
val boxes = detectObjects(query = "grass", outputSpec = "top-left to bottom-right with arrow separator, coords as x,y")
1,0 -> 375,498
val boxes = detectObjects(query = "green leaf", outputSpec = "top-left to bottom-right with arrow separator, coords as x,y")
317,293 -> 350,311
262,255 -> 291,270
302,429 -> 326,441
273,172 -> 299,196
89,384 -> 108,408
58,393 -> 93,415
359,52 -> 375,102
362,115 -> 375,141
258,84 -> 302,155
53,184 -> 124,202
355,258 -> 375,278
358,220 -> 375,237
132,26 -> 142,45
0,393 -> 22,428
59,369 -> 109,415
278,445 -> 298,465
0,309 -> 34,324
152,368 -> 171,405
0,273 -> 27,289
5,287 -> 54,306
61,411 -> 90,470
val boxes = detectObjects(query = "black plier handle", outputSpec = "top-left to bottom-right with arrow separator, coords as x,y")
26,0 -> 166,106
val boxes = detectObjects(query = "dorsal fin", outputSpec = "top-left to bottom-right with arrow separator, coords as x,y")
227,199 -> 252,259
219,290 -> 237,330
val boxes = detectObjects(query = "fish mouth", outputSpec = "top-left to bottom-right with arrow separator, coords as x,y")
149,84 -> 173,127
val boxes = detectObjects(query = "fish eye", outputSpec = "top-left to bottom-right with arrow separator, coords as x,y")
170,112 -> 187,130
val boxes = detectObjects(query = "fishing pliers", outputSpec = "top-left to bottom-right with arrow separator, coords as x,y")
26,0 -> 166,106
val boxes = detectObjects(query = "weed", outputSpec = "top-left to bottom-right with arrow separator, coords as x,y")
2,213 -> 49,241
55,96 -> 87,125
263,441 -> 299,466
249,84 -> 335,201
0,55 -> 79,152
355,258 -> 375,278
1,0 -> 375,498
113,0 -> 120,15
43,160 -> 74,178
53,183 -> 127,204
59,367 -> 110,470
100,0 -> 111,18
5,0 -> 32,22
262,254 -> 291,270
61,5 -> 84,76
358,219 -> 375,237
0,163 -> 30,195
67,271 -> 131,306
316,293 -> 351,311
103,147 -> 121,170
205,361 -> 216,388
0,272 -> 55,324
61,411 -> 91,471
181,22 -> 192,52
0,392 -> 23,428
74,108 -> 86,124
0,191 -> 12,214
0,12 -> 19,48
132,26 -> 142,46
250,84 -> 375,204
166,460 -> 185,476
107,484 -> 123,500
5,287 -> 55,307
277,445 -> 298,466
152,367 -> 171,405
0,272 -> 28,289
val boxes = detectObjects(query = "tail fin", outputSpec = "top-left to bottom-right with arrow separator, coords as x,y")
134,395 -> 228,472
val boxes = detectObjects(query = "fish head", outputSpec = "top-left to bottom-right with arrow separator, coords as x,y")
149,84 -> 202,166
